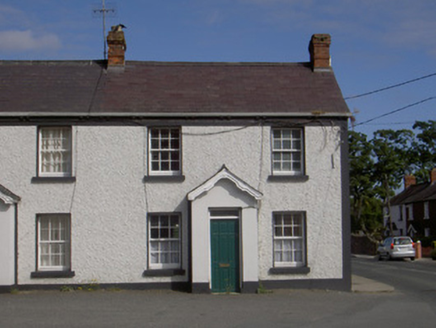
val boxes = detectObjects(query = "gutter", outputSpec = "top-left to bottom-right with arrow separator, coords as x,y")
0,111 -> 352,118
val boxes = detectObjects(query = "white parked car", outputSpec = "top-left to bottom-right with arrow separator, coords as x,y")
377,236 -> 416,261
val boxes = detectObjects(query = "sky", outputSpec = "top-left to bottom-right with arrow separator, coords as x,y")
0,0 -> 435,138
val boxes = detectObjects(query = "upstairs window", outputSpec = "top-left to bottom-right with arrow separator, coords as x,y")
38,127 -> 72,177
271,128 -> 304,175
406,204 -> 413,221
149,128 -> 181,175
424,202 -> 429,220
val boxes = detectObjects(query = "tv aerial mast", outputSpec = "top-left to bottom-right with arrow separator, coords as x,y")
93,0 -> 116,59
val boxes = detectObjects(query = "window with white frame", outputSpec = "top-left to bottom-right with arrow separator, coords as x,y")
37,214 -> 71,271
38,126 -> 72,177
149,128 -> 181,175
425,227 -> 431,237
406,204 -> 413,221
273,212 -> 306,267
148,214 -> 181,269
271,128 -> 303,175
424,202 -> 429,219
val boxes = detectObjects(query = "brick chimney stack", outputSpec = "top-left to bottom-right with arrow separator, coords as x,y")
430,168 -> 436,184
309,34 -> 331,71
404,175 -> 416,189
107,25 -> 127,68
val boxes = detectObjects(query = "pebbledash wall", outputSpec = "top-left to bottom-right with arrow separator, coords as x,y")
0,121 -> 348,290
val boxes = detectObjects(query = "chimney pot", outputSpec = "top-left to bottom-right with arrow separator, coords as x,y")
309,34 -> 331,71
404,175 -> 416,189
107,25 -> 127,68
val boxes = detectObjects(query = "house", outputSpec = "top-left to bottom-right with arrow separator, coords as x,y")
0,29 -> 351,293
387,169 -> 436,238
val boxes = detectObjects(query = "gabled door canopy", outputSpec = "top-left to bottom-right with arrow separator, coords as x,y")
187,165 -> 262,201
0,184 -> 20,204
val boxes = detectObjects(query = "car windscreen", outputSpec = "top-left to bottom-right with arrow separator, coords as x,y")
393,238 -> 412,245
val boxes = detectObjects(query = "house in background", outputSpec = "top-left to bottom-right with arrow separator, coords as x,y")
387,169 -> 436,238
0,29 -> 351,293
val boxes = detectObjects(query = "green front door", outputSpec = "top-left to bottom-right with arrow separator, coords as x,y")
210,219 -> 240,293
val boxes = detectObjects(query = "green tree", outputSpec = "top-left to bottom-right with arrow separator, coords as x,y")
411,120 -> 436,182
371,129 -> 414,236
349,121 -> 436,240
349,131 -> 381,240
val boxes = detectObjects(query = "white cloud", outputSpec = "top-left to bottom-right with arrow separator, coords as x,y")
0,30 -> 61,52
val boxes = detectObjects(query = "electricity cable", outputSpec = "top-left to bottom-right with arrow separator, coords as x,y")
344,72 -> 436,100
354,97 -> 436,127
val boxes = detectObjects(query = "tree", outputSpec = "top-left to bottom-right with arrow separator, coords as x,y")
349,121 -> 436,240
411,120 -> 436,182
370,129 -> 414,236
349,131 -> 380,239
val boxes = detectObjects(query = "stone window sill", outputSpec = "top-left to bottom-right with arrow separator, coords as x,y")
269,267 -> 310,275
143,175 -> 185,183
142,269 -> 185,277
31,271 -> 75,279
267,175 -> 309,182
31,177 -> 76,184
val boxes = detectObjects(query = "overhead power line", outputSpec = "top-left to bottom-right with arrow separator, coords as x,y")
345,72 -> 436,100
354,97 -> 436,127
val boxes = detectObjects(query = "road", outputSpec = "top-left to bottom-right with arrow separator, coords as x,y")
353,256 -> 436,306
0,258 -> 435,328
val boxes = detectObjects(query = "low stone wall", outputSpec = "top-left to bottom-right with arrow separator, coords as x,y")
351,235 -> 377,256
422,246 -> 433,258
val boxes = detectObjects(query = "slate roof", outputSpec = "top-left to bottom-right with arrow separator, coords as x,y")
391,183 -> 436,205
0,60 -> 349,117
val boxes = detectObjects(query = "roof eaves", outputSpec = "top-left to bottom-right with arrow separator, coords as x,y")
0,111 -> 352,118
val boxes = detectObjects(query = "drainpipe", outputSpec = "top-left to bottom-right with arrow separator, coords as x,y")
14,204 -> 18,288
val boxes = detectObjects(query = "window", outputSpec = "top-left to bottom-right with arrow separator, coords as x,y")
271,128 -> 303,175
149,128 -> 181,175
425,227 -> 431,237
406,204 -> 413,221
38,127 -> 72,177
37,214 -> 71,271
273,212 -> 306,267
148,214 -> 181,269
424,202 -> 429,220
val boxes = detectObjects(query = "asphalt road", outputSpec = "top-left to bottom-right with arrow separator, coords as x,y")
1,258 -> 435,328
352,256 -> 436,306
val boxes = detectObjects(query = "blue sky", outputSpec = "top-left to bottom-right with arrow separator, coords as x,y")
0,0 -> 435,138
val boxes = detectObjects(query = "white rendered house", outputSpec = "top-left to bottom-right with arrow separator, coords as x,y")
0,30 -> 351,293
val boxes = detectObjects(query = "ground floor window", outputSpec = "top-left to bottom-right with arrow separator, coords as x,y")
37,214 -> 71,271
148,213 -> 181,269
273,212 -> 306,267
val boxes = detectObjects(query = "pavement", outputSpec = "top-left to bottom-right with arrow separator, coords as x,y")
351,254 -> 394,293
351,274 -> 394,293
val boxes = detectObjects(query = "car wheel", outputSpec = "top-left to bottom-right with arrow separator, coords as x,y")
410,257 -> 415,261
385,253 -> 390,261
376,253 -> 382,261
